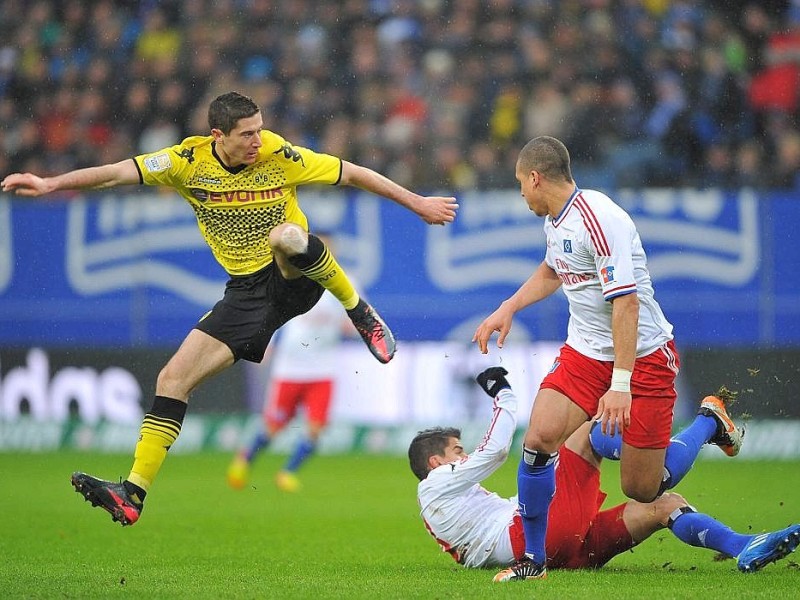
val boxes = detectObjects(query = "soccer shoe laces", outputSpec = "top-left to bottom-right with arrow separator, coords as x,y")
493,557 -> 547,582
347,300 -> 396,363
354,311 -> 385,341
699,386 -> 745,456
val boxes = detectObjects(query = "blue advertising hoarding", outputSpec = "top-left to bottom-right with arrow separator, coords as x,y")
0,187 -> 796,348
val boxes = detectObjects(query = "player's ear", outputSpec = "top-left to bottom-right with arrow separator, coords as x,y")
427,455 -> 443,471
211,128 -> 224,142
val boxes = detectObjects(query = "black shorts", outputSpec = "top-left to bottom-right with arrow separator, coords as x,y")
195,263 -> 326,363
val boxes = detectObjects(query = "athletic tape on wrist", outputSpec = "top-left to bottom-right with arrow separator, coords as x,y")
610,368 -> 632,393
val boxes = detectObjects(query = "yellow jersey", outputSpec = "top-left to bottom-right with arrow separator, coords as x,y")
133,130 -> 342,276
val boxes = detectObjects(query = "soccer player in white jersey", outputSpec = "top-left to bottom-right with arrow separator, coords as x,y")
227,283 -> 352,493
2,91 -> 458,527
472,136 -> 735,581
410,367 -> 800,574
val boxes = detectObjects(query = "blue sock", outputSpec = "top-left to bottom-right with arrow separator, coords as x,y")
590,415 -> 717,490
662,415 -> 717,489
670,510 -> 751,557
517,449 -> 557,564
244,431 -> 270,463
284,438 -> 316,473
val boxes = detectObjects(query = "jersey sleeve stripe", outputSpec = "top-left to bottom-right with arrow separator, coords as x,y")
604,284 -> 637,299
475,400 -> 502,453
131,157 -> 144,185
333,158 -> 343,185
574,195 -> 611,256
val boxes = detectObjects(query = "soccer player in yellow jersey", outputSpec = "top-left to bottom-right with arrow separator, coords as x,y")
1,91 -> 458,526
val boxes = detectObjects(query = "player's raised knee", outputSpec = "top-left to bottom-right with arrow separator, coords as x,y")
621,478 -> 661,503
269,222 -> 307,255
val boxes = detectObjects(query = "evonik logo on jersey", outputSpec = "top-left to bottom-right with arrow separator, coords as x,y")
190,188 -> 285,203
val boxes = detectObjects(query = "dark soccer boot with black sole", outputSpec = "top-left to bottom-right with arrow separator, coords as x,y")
71,472 -> 143,526
346,299 -> 396,364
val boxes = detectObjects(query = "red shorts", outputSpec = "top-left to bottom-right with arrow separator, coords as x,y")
263,380 -> 333,429
539,341 -> 680,449
509,448 -> 634,569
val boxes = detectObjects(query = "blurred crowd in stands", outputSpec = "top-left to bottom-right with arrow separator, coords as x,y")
1,0 -> 799,191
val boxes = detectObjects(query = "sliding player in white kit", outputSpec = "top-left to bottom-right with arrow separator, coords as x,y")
473,136 -> 684,581
409,367 -> 800,574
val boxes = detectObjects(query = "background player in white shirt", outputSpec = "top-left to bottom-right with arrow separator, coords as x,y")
410,367 -> 800,575
227,288 -> 351,492
472,136 -> 726,581
227,238 -> 355,493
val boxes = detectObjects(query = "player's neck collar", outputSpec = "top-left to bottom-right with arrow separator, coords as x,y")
552,186 -> 581,224
211,141 -> 247,174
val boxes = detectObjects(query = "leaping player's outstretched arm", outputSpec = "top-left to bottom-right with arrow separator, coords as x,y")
339,160 -> 458,226
1,159 -> 141,197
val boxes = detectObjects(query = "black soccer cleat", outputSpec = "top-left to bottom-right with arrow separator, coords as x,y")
492,556 -> 547,582
346,299 -> 396,364
476,366 -> 511,398
71,472 -> 143,526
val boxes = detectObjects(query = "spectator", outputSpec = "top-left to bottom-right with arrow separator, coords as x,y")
732,140 -> 765,189
748,13 -> 800,115
0,0 -> 796,189
604,77 -> 658,189
769,127 -> 800,189
135,7 -> 181,65
700,142 -> 735,189
522,81 -> 570,142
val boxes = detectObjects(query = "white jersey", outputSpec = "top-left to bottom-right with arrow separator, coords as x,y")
270,291 -> 345,381
544,187 -> 673,360
417,389 -> 519,568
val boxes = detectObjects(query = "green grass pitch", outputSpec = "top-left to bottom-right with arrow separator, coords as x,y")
0,452 -> 798,599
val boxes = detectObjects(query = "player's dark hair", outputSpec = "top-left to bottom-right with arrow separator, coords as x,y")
408,427 -> 461,481
518,135 -> 574,183
208,91 -> 260,134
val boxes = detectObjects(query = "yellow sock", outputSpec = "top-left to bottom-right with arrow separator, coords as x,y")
290,235 -> 359,309
127,397 -> 186,492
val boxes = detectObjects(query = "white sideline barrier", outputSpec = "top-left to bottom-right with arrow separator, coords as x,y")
2,417 -> 800,459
